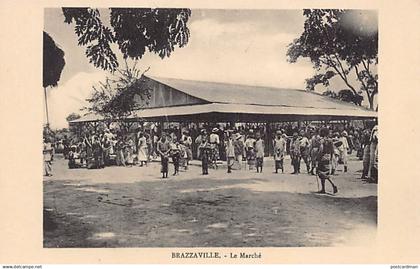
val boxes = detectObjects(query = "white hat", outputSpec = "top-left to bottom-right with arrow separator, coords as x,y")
212,128 -> 219,133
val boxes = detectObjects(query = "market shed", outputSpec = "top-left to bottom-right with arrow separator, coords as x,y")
70,76 -> 377,125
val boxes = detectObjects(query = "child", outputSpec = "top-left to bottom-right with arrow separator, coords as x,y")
255,134 -> 264,173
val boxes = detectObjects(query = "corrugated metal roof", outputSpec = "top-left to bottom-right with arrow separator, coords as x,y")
148,76 -> 372,111
70,76 -> 377,123
133,103 -> 377,119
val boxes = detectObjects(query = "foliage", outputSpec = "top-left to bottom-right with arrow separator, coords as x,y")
84,63 -> 152,120
66,113 -> 81,122
305,70 -> 335,91
43,31 -> 65,88
323,89 -> 363,106
287,9 -> 378,109
62,8 -> 191,72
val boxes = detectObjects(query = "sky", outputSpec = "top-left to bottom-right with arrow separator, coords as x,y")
43,8 -> 377,129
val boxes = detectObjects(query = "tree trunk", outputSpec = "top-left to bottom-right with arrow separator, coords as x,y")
367,93 -> 374,110
44,87 -> 50,127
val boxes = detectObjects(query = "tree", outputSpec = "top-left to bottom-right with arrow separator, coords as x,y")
62,8 -> 191,121
62,8 -> 191,72
287,10 -> 378,109
84,63 -> 152,121
43,31 -> 65,126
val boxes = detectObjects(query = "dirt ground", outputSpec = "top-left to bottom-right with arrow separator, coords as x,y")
43,154 -> 377,247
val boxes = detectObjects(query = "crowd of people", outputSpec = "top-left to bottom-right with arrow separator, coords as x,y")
43,121 -> 379,193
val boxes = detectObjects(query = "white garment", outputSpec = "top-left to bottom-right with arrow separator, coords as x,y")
299,137 -> 310,148
273,138 -> 286,161
225,139 -> 235,158
181,135 -> 192,146
209,133 -> 220,144
137,136 -> 148,162
339,136 -> 349,151
245,138 -> 256,148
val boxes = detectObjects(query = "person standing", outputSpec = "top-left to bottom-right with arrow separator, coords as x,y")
273,130 -> 286,173
102,136 -> 112,166
290,132 -> 301,174
233,133 -> 245,170
361,128 -> 371,179
368,125 -> 378,181
309,130 -> 321,175
170,137 -> 181,176
255,133 -> 265,173
78,139 -> 87,167
63,135 -> 70,159
245,130 -> 256,170
83,133 -> 93,168
316,127 -> 338,194
116,135 -> 126,167
209,127 -> 220,165
43,138 -> 53,176
90,135 -> 102,169
331,132 -> 341,175
198,134 -> 210,175
195,129 -> 207,160
125,136 -> 135,167
339,131 -> 350,172
137,132 -> 148,167
225,132 -> 235,173
299,130 -> 311,174
181,130 -> 193,168
157,134 -> 171,178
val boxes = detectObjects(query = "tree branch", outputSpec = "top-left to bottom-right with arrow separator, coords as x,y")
324,55 -> 358,95
334,54 -> 348,80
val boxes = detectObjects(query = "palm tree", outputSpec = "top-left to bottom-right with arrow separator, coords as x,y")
43,31 -> 65,127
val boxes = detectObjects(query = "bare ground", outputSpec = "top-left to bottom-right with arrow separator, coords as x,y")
43,155 -> 377,247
